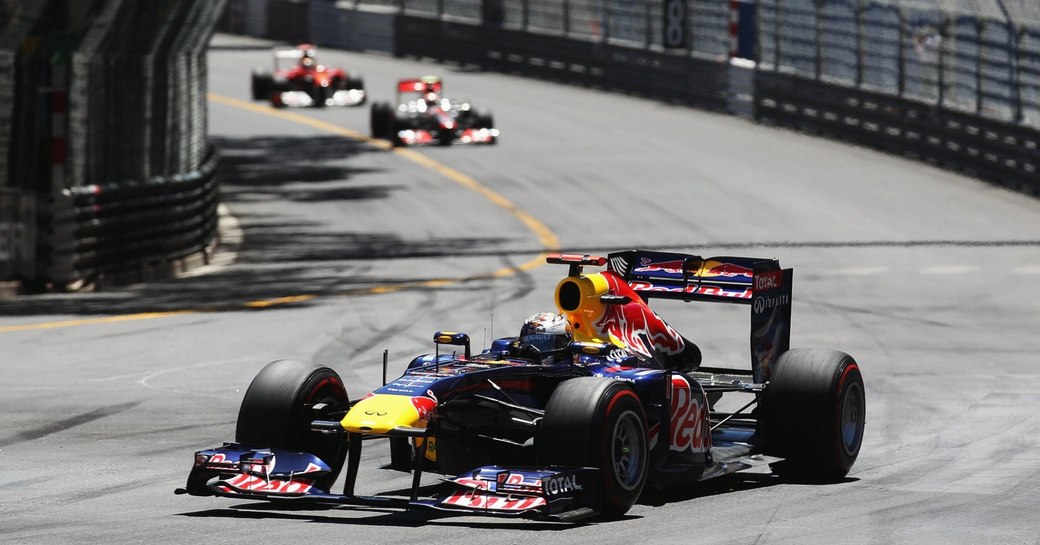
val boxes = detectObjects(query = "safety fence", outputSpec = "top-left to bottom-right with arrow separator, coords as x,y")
755,1 -> 1040,194
0,0 -> 226,293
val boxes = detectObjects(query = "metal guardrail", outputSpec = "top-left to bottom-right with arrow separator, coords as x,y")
755,73 -> 1039,194
0,0 -> 226,291
46,150 -> 220,289
0,189 -> 35,286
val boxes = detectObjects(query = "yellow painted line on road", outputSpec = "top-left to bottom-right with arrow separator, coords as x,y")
1,94 -> 559,333
0,311 -> 197,333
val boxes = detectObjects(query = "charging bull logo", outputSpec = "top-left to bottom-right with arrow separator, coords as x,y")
634,258 -> 688,274
411,396 -> 436,420
634,258 -> 753,279
593,273 -> 686,358
703,261 -> 754,278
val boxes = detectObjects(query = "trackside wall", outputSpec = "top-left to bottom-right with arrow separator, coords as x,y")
0,0 -> 227,293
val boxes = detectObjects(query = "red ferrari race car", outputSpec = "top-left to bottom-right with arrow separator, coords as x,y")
176,250 -> 866,521
370,76 -> 497,146
250,44 -> 365,108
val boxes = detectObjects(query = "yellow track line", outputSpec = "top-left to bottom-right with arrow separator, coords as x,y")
1,94 -> 559,333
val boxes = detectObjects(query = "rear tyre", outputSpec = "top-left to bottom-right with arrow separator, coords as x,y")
539,377 -> 648,518
250,69 -> 272,101
761,348 -> 865,482
477,113 -> 496,144
236,359 -> 350,490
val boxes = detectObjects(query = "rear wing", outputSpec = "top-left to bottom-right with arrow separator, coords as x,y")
398,76 -> 442,94
272,44 -> 316,70
608,250 -> 791,381
550,250 -> 792,382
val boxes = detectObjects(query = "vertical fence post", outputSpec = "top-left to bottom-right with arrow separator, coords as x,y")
1015,28 -> 1024,123
974,19 -> 982,115
563,0 -> 570,36
645,0 -> 652,49
688,0 -> 695,59
729,0 -> 738,58
937,15 -> 946,107
49,62 -> 68,194
896,8 -> 905,96
774,0 -> 781,69
855,2 -> 864,88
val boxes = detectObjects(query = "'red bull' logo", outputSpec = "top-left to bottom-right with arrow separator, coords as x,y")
411,396 -> 436,420
704,262 -> 754,278
634,258 -> 688,274
593,273 -> 686,357
633,258 -> 753,279
668,375 -> 710,453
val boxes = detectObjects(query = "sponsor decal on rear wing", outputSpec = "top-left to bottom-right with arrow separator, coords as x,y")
606,250 -> 780,303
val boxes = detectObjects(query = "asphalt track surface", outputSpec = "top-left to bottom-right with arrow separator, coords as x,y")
2,33 -> 1040,544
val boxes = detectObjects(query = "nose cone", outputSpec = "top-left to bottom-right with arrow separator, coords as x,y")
341,394 -> 432,434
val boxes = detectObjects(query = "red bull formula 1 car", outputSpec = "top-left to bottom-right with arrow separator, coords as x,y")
369,76 -> 497,146
250,44 -> 365,108
176,249 -> 865,521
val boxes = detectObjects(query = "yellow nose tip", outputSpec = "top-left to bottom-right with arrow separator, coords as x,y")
340,394 -> 423,434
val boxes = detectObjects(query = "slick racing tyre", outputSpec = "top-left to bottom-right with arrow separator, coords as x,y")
476,112 -> 496,144
761,349 -> 865,482
236,359 -> 350,489
370,102 -> 393,139
539,377 -> 648,518
250,69 -> 272,101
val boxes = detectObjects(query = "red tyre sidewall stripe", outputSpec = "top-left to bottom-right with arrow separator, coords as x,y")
832,361 -> 860,463
605,388 -> 639,417
305,375 -> 346,404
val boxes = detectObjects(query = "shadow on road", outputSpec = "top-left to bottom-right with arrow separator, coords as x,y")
1,134 -> 533,318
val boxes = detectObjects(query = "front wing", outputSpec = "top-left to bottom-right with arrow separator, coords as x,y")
396,127 -> 499,146
272,88 -> 366,107
176,443 -> 600,522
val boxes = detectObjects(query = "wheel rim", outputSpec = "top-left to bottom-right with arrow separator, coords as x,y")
302,379 -> 348,467
611,410 -> 646,491
840,381 -> 865,456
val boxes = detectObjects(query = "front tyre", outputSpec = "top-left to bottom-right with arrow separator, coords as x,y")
762,349 -> 865,482
236,359 -> 350,489
539,377 -> 648,518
